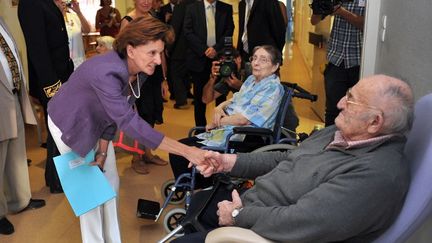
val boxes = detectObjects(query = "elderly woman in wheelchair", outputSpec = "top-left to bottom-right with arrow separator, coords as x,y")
169,45 -> 284,190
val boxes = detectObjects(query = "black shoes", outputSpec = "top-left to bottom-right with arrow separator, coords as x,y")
0,217 -> 14,235
18,199 -> 46,213
0,199 -> 46,235
174,102 -> 188,109
49,184 -> 64,194
187,92 -> 194,99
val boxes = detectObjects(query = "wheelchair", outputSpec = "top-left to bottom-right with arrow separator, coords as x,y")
157,142 -> 298,243
136,82 -> 317,241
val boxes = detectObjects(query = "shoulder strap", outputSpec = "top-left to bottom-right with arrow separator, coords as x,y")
122,16 -> 133,22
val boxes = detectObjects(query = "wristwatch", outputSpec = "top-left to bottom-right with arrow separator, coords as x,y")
231,207 -> 243,224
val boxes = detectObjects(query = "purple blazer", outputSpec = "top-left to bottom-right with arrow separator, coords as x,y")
48,51 -> 164,157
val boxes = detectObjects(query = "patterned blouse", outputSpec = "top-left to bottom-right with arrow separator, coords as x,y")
196,73 -> 284,147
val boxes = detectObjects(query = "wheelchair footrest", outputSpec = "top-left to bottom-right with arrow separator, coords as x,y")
137,198 -> 160,220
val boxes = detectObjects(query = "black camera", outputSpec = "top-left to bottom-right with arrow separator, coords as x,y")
218,37 -> 237,78
213,37 -> 239,96
310,0 -> 353,16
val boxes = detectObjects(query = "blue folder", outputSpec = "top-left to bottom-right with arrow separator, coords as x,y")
53,150 -> 117,216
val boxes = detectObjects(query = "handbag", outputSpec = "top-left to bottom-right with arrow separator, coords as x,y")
112,130 -> 145,155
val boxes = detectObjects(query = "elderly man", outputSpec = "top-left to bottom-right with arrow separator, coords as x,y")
174,74 -> 414,242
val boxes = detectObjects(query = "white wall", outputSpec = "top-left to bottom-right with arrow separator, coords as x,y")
362,1 -> 432,241
363,0 -> 432,101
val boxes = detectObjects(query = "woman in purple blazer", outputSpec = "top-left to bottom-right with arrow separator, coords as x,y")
47,16 -> 207,243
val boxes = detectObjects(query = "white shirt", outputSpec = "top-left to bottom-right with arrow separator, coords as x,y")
204,0 -> 217,47
65,12 -> 86,69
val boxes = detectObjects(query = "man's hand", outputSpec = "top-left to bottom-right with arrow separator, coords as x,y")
217,190 -> 243,226
211,60 -> 221,77
226,73 -> 243,90
185,147 -> 223,176
165,13 -> 173,23
198,151 -> 237,177
205,47 -> 217,59
332,4 -> 344,15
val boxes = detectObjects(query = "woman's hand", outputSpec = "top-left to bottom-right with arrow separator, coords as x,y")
213,106 -> 227,127
69,0 -> 81,14
90,152 -> 107,172
205,122 -> 217,132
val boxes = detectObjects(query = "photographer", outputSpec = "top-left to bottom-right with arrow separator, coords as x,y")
310,0 -> 366,126
202,49 -> 250,105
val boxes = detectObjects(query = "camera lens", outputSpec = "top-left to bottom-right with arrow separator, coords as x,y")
219,63 -> 233,78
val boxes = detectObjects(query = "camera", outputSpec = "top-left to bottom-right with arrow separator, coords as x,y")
213,37 -> 239,96
310,0 -> 353,16
218,37 -> 237,78
65,0 -> 72,7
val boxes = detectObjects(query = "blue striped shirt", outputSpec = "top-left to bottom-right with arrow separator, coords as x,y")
197,74 -> 284,147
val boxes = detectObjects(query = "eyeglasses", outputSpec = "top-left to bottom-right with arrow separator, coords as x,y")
249,55 -> 271,64
345,88 -> 383,114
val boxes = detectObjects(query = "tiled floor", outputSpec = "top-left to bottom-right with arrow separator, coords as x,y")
1,42 -> 323,243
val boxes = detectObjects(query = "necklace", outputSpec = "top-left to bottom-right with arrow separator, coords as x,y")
64,15 -> 74,27
129,73 -> 141,98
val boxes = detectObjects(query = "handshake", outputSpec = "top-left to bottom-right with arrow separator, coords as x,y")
187,148 -> 236,178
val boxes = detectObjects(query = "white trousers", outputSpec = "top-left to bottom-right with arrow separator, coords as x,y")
48,116 -> 121,243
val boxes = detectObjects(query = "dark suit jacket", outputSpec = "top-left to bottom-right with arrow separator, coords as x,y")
237,0 -> 286,54
168,0 -> 194,60
18,0 -> 73,106
160,3 -> 174,24
183,0 -> 234,72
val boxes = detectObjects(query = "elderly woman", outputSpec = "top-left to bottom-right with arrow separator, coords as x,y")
169,45 -> 285,189
47,16 -> 207,243
95,35 -> 115,54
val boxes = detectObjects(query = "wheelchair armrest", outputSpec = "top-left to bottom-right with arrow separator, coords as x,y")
188,126 -> 206,137
201,146 -> 226,152
232,127 -> 273,137
205,227 -> 275,243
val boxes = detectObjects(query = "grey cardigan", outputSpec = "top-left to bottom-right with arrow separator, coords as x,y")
232,126 -> 409,242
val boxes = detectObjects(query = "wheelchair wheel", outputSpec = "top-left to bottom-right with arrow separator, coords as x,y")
163,208 -> 186,236
161,179 -> 186,205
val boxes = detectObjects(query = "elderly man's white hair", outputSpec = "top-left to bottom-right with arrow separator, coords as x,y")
367,74 -> 414,135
